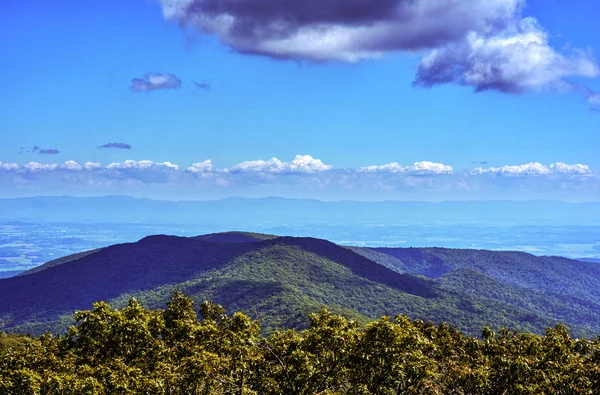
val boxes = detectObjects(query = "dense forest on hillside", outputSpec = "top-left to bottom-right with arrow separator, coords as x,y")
2,233 -> 600,339
2,234 -> 591,338
1,292 -> 599,394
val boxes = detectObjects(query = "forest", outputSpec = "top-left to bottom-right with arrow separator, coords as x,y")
1,292 -> 599,394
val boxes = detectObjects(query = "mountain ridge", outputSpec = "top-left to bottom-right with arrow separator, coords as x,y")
1,232 -> 598,338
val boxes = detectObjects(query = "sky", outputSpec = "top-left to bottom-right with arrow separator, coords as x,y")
1,0 -> 600,201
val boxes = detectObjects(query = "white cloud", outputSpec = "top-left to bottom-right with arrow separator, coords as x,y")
84,162 -> 102,171
0,162 -> 19,172
471,162 -> 595,176
0,157 -> 597,200
186,160 -> 214,173
23,162 -> 59,172
406,161 -> 454,175
549,162 -> 594,176
57,161 -> 103,171
61,160 -> 84,171
359,161 -> 453,175
416,18 -> 599,92
359,162 -> 405,173
105,160 -> 179,171
227,155 -> 332,174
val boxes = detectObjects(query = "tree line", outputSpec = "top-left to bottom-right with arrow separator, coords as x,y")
1,292 -> 599,394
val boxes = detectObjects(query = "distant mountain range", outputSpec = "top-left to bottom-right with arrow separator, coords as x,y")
1,196 -> 599,226
2,232 -> 600,338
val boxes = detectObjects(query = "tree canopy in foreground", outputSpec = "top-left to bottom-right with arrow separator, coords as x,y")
1,292 -> 599,394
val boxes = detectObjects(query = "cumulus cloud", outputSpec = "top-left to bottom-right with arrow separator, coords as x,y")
159,0 -> 523,62
61,160 -> 84,171
471,162 -> 595,177
38,148 -> 60,155
100,142 -> 132,150
23,162 -> 59,172
226,155 -> 333,174
187,160 -> 214,173
58,161 -> 102,171
415,18 -> 599,92
1,157 -> 597,199
0,162 -> 19,172
104,160 -> 180,184
106,160 -> 179,171
359,161 -> 453,175
131,73 -> 182,92
159,0 -> 598,95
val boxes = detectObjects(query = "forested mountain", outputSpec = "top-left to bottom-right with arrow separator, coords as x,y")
0,233 -> 598,338
362,247 -> 600,303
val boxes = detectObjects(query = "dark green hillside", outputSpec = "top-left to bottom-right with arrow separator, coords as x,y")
346,246 -> 406,273
0,234 -> 574,337
0,236 -> 257,330
370,247 -> 600,303
438,268 -> 600,333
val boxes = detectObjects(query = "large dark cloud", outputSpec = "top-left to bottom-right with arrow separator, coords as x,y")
162,0 -> 519,61
131,73 -> 182,92
160,0 -> 598,93
100,142 -> 132,150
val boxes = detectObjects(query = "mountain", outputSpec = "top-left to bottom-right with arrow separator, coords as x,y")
361,247 -> 600,303
1,196 -> 599,226
0,232 -> 597,338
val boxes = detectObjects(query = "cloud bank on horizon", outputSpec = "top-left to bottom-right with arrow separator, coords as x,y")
1,155 -> 598,200
159,0 -> 599,99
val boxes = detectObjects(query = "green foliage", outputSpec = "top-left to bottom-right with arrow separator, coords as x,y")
2,292 -> 599,394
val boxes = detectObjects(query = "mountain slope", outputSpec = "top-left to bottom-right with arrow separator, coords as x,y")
437,268 -> 600,334
19,248 -> 104,276
368,247 -> 600,304
0,234 -> 574,337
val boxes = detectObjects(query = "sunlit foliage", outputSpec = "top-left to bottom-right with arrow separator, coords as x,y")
1,292 -> 599,394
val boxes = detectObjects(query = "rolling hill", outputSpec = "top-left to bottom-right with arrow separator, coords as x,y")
0,232 -> 598,338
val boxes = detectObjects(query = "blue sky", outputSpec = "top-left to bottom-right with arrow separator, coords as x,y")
1,0 -> 600,200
